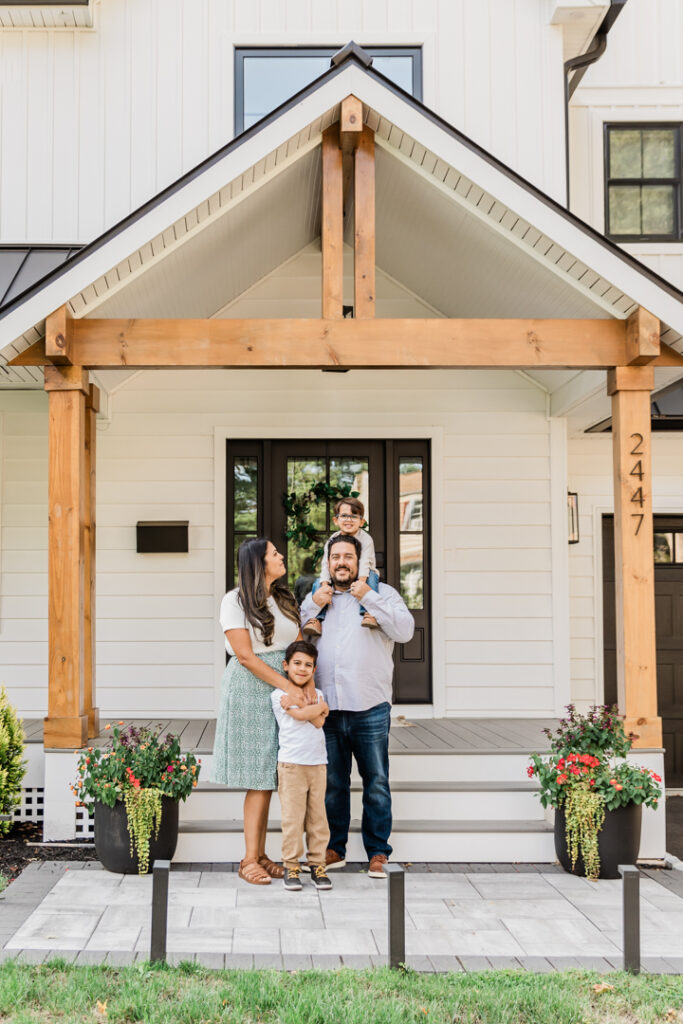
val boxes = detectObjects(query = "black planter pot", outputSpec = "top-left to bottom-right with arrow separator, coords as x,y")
554,802 -> 642,879
94,795 -> 179,874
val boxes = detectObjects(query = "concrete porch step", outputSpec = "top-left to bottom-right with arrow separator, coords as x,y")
182,780 -> 546,823
175,817 -> 556,863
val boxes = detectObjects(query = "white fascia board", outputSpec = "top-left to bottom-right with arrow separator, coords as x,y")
352,75 -> 683,335
0,66 -> 363,351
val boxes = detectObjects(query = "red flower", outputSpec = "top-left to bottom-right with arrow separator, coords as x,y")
651,773 -> 662,783
527,766 -> 535,778
567,753 -> 578,763
615,784 -> 623,791
557,774 -> 567,784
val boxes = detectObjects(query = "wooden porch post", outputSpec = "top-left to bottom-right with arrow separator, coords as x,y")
321,123 -> 344,319
44,364 -> 89,749
84,383 -> 100,738
354,126 -> 375,319
608,362 -> 662,748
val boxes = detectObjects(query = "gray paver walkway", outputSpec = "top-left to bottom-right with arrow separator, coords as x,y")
2,861 -> 683,971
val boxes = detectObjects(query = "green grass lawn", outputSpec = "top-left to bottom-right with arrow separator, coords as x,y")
0,961 -> 681,1024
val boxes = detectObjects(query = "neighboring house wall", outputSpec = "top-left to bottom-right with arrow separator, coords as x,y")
568,431 -> 683,710
0,0 -> 567,244
570,0 -> 683,289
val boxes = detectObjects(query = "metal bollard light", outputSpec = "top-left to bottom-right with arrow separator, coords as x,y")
618,864 -> 640,974
384,863 -> 406,969
150,859 -> 170,963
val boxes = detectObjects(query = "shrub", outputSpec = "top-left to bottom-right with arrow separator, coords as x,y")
0,687 -> 27,835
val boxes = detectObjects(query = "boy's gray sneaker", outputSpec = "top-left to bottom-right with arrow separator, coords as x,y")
283,867 -> 303,891
310,865 -> 332,890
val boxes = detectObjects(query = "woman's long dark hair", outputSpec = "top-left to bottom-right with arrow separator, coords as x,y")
236,537 -> 300,646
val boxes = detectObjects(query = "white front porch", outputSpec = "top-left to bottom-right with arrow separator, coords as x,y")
20,716 -> 666,863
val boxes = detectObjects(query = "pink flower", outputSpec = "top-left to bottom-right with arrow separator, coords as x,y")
167,766 -> 174,773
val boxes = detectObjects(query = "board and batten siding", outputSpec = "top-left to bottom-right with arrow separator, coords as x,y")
0,372 -> 561,719
568,432 -> 683,710
0,0 -> 567,244
569,0 -> 683,289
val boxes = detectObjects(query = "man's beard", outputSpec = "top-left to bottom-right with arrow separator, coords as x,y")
330,567 -> 357,590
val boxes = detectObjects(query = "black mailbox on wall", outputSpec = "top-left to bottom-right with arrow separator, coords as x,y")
136,521 -> 189,554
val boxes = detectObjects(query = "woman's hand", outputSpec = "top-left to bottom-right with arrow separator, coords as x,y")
282,684 -> 317,706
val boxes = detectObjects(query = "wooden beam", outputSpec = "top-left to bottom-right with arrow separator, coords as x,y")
84,383 -> 99,739
45,304 -> 74,364
340,94 -> 363,137
354,126 -> 375,319
625,307 -> 660,365
321,124 -> 344,319
608,364 -> 662,749
44,365 -> 88,749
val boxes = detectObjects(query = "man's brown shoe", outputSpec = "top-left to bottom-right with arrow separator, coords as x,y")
325,849 -> 346,870
361,613 -> 379,629
368,854 -> 388,878
302,618 -> 323,637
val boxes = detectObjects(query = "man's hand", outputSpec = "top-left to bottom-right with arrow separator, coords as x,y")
312,581 -> 333,609
350,580 -> 371,601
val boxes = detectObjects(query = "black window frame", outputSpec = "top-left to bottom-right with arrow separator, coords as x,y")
604,122 -> 683,242
234,46 -> 423,136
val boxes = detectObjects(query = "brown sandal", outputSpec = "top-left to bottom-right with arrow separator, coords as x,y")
238,858 -> 271,885
258,854 -> 285,879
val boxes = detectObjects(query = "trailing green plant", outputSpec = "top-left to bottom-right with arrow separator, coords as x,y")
528,705 -> 662,880
0,687 -> 27,836
124,787 -> 162,876
73,723 -> 201,874
282,480 -> 361,569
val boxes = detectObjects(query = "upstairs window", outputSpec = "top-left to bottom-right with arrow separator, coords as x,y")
235,47 -> 422,135
605,124 -> 681,241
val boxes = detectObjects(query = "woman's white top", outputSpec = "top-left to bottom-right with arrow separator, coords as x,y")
219,588 -> 299,656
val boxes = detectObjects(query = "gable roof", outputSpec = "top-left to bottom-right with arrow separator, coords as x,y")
1,48 -> 682,411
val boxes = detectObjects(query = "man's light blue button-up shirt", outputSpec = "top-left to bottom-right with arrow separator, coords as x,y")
300,583 -> 415,712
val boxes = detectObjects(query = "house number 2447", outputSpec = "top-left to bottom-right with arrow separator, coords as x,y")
629,433 -> 646,536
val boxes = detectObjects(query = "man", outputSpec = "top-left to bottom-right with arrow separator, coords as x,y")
300,535 -> 415,878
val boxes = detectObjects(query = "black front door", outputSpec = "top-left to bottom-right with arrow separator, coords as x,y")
603,514 -> 683,786
226,439 -> 431,704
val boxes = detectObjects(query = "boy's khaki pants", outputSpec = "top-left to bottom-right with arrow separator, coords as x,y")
278,762 -> 330,869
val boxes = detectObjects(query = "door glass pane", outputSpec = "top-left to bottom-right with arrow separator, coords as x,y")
288,537 -> 325,599
287,458 -> 326,530
233,458 -> 258,533
642,185 -> 675,234
234,534 -> 257,579
610,129 -> 642,178
643,129 -> 676,177
400,534 -> 423,609
609,185 -> 641,235
676,534 -> 683,563
329,458 -> 370,526
399,459 -> 423,531
654,533 -> 674,564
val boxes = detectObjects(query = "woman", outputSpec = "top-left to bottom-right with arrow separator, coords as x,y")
211,537 -> 316,885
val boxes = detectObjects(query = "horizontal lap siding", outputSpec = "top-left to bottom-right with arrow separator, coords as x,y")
0,369 -> 556,718
568,433 -> 683,710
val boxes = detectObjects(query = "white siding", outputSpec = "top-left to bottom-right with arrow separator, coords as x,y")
569,0 -> 683,287
568,431 -> 683,710
0,370 -> 555,719
0,0 -> 567,244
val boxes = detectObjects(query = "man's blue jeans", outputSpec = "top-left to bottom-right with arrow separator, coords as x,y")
312,570 -> 380,621
324,701 -> 392,860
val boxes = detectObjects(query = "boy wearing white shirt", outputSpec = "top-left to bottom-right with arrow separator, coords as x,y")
271,640 -> 332,891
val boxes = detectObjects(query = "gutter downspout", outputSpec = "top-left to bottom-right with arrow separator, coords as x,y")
564,0 -> 629,208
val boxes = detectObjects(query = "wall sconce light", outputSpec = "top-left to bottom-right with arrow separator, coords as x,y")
137,521 -> 189,553
567,492 -> 579,544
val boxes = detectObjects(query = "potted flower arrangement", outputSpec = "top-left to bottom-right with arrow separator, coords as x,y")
528,705 -> 662,880
73,723 -> 201,875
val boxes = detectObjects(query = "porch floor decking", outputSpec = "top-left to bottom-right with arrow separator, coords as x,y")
24,717 -> 560,754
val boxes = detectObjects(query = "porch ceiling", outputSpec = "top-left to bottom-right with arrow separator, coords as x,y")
1,56 -> 682,415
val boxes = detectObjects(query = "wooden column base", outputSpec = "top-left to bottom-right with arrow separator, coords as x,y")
43,715 -> 88,749
623,716 -> 663,749
87,707 -> 100,739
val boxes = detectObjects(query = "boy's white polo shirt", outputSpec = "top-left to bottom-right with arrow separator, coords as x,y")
271,687 -> 328,765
